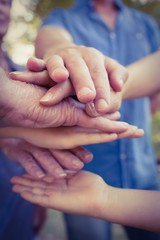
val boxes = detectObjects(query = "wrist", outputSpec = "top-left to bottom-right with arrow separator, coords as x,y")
44,42 -> 76,61
97,185 -> 118,221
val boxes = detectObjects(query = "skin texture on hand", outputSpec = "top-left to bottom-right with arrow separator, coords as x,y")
1,71 -> 127,132
12,170 -> 160,232
10,57 -> 123,116
11,171 -> 108,216
0,138 -> 93,179
35,27 -> 128,114
0,125 -> 144,150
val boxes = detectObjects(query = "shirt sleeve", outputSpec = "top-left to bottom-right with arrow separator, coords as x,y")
41,8 -> 66,28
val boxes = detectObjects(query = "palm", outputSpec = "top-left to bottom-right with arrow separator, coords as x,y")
12,171 -> 107,216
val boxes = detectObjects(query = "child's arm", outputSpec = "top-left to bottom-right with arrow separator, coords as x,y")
0,125 -> 144,150
11,171 -> 160,232
123,51 -> 160,99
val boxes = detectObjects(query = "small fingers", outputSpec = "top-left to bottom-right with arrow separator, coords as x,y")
117,126 -> 144,139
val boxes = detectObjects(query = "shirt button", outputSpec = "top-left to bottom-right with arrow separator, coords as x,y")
109,32 -> 116,39
120,153 -> 126,160
136,32 -> 143,40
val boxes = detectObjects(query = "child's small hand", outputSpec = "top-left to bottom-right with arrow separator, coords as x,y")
11,171 -> 108,218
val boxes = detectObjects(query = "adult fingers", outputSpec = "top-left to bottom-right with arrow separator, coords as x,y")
84,47 -> 111,114
31,148 -> 67,178
40,80 -> 74,105
50,149 -> 84,171
9,70 -> 53,87
71,147 -> 93,163
46,55 -> 69,82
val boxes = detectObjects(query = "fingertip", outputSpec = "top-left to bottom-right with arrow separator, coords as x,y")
27,57 -> 46,71
77,87 -> 96,103
40,93 -> 54,104
83,152 -> 93,163
51,68 -> 69,82
95,99 -> 109,114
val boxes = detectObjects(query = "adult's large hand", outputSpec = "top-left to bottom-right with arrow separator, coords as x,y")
0,67 -> 130,133
43,45 -> 127,112
0,138 -> 92,179
11,57 -> 124,116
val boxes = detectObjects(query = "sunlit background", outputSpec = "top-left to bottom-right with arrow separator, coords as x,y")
4,0 -> 160,65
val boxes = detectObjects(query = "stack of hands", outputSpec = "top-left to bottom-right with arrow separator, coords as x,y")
0,46 -> 144,215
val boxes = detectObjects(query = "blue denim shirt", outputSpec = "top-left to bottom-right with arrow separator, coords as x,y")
42,0 -> 160,189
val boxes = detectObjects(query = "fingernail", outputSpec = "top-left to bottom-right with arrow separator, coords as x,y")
78,87 -> 95,100
122,122 -> 129,128
97,99 -> 109,112
84,153 -> 93,162
36,171 -> 45,178
40,93 -> 53,102
86,102 -> 99,117
119,78 -> 124,87
55,168 -> 67,177
72,160 -> 84,168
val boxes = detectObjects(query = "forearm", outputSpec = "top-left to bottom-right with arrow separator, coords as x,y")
35,26 -> 74,59
99,186 -> 160,232
123,51 -> 160,99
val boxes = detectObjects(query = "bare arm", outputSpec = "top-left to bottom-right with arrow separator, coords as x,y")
0,125 -> 143,150
0,67 -> 129,133
101,186 -> 160,232
123,51 -> 160,99
12,171 -> 160,232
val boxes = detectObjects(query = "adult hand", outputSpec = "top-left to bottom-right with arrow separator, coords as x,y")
0,138 -> 93,179
43,45 -> 127,113
1,67 -> 126,132
11,171 -> 108,218
10,56 -> 125,116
